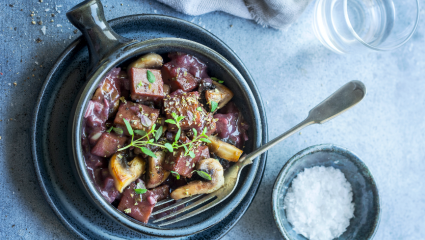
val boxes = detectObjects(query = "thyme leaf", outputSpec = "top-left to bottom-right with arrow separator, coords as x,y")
199,138 -> 211,143
113,127 -> 123,135
134,188 -> 147,194
211,77 -> 224,84
134,129 -> 147,136
165,119 -> 176,125
123,119 -> 133,136
210,101 -> 218,112
141,147 -> 156,158
164,143 -> 173,152
170,171 -> 180,180
147,70 -> 155,83
193,170 -> 212,180
175,128 -> 181,143
155,126 -> 163,141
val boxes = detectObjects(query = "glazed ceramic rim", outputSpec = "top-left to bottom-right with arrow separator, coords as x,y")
72,38 -> 263,237
271,143 -> 381,240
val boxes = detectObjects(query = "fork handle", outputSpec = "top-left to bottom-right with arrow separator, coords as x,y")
238,119 -> 312,166
239,80 -> 366,164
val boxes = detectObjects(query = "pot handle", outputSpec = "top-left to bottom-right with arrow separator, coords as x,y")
67,0 -> 135,73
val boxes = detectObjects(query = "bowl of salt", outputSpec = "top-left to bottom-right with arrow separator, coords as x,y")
272,144 -> 380,240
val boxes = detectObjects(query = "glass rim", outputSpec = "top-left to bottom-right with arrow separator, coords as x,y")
343,0 -> 420,51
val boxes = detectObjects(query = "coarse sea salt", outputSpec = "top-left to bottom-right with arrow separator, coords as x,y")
41,26 -> 46,35
283,166 -> 354,240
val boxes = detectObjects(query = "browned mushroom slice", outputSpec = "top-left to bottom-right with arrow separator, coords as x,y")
205,81 -> 234,111
146,151 -> 170,189
207,136 -> 243,162
170,158 -> 224,200
109,153 -> 146,192
127,53 -> 163,70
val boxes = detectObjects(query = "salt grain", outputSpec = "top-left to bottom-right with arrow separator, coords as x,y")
283,166 -> 354,240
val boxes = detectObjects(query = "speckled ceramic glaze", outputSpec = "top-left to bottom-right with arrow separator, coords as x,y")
272,144 -> 380,240
31,6 -> 267,240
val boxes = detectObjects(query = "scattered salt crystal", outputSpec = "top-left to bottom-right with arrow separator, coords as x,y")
283,166 -> 354,240
55,5 -> 62,13
57,24 -> 62,27
45,8 -> 50,12
41,26 -> 46,35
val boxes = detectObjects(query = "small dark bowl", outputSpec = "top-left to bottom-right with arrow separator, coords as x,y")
67,0 -> 264,237
272,144 -> 380,240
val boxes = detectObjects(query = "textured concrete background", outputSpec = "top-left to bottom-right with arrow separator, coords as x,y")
0,0 -> 424,239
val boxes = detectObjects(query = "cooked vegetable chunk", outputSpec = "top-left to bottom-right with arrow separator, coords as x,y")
88,127 -> 104,145
91,133 -> 127,158
161,52 -> 208,92
100,175 -> 121,203
150,185 -> 170,201
205,81 -> 234,111
129,68 -> 164,102
86,156 -> 121,203
163,90 -> 202,131
190,107 -> 217,137
162,64 -> 198,92
127,53 -> 163,70
114,101 -> 160,133
214,102 -> 249,149
163,145 -> 210,178
163,84 -> 171,95
84,100 -> 109,128
171,158 -> 224,200
146,151 -> 170,189
207,136 -> 243,162
109,154 -> 146,193
84,68 -> 122,128
92,69 -> 122,118
117,180 -> 158,223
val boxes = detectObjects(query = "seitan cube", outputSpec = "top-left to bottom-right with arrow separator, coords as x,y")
129,68 -> 164,102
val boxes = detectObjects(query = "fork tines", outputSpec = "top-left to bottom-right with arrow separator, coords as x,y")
152,194 -> 217,226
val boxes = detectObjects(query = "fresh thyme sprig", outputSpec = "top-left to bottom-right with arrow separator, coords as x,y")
117,112 -> 211,158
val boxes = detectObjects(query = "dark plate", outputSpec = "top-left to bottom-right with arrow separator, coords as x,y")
31,14 -> 268,239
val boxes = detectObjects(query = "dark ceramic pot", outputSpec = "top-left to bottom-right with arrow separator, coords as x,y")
67,0 -> 264,237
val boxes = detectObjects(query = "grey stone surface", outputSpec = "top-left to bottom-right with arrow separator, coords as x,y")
0,0 -> 424,239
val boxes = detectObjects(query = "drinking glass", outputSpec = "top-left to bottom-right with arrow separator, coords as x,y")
313,0 -> 419,54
